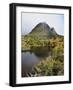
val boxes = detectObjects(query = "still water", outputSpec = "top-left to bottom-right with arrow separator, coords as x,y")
21,47 -> 51,77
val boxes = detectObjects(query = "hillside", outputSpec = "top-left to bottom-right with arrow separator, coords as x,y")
22,22 -> 63,51
25,22 -> 58,39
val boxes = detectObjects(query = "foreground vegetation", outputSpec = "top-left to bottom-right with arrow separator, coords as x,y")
32,55 -> 64,76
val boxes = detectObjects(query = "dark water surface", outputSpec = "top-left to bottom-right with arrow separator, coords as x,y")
21,47 -> 52,77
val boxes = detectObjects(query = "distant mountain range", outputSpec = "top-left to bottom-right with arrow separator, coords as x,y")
25,22 -> 62,39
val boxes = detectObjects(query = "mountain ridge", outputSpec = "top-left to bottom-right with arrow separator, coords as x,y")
25,22 -> 62,39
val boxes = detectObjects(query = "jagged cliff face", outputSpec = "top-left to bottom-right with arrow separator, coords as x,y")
25,22 -> 58,39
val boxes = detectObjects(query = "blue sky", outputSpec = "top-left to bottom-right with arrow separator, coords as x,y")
21,12 -> 64,35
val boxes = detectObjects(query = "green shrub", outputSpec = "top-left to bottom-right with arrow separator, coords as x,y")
33,57 -> 64,76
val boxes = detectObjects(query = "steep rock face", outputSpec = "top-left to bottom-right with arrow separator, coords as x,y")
25,22 -> 58,39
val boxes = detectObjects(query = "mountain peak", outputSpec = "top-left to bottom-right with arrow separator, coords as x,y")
36,22 -> 50,29
38,22 -> 48,25
27,22 -> 58,39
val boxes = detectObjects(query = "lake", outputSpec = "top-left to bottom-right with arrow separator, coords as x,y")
21,46 -> 52,77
